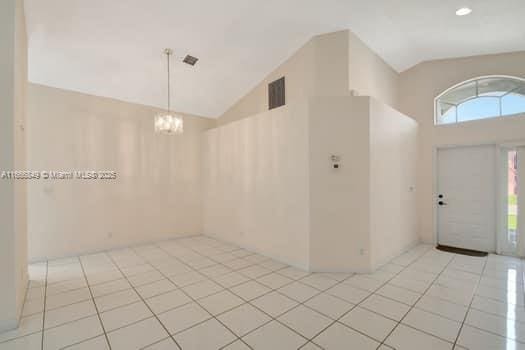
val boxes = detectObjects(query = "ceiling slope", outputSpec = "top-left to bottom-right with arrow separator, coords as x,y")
25,0 -> 525,118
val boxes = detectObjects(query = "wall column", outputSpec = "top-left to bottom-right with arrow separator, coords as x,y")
0,0 -> 28,331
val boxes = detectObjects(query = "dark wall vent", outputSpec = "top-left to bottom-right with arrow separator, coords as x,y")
183,55 -> 199,66
268,77 -> 285,110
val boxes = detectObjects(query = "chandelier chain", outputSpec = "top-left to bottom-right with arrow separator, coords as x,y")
166,50 -> 171,112
154,48 -> 182,135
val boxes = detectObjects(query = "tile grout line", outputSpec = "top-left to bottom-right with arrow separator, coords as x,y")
219,272 -> 350,350
104,252 -> 184,350
2,266 -> 37,344
2,244 -> 408,348
41,278 -> 122,300
458,262 -> 525,345
303,247 -> 435,349
48,255 -> 519,350
7,255 -> 318,346
169,259 -> 318,349
158,239 -> 342,348
452,254 -> 489,349
37,242 -> 338,312
165,240 -> 442,348
138,243 -> 256,350
138,336 -> 173,350
93,248 -> 522,346
348,278 -> 478,326
20,238 -> 523,349
18,270 -> 32,320
25,299 -> 163,337
165,239 -> 366,350
77,256 -> 113,350
164,239 -> 336,349
239,274 -> 354,350
41,261 -> 49,350
30,246 -> 510,342
376,252 -> 462,349
335,252 -> 433,345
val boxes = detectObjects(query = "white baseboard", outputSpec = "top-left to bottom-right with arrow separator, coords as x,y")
203,233 -> 310,271
29,233 -> 202,264
0,275 -> 28,334
372,238 -> 422,271
0,317 -> 19,334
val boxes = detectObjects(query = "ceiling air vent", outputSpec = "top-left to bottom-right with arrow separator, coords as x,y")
269,77 -> 285,110
183,55 -> 199,66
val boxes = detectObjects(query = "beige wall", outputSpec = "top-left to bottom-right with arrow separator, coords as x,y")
308,96 -> 371,272
0,0 -> 18,332
369,99 -> 418,268
348,31 -> 400,110
218,29 -> 525,258
218,29 -> 401,127
27,84 -> 214,261
14,0 -> 28,328
0,0 -> 28,332
211,29 -> 417,271
309,96 -> 418,272
205,95 -> 418,272
202,103 -> 310,269
399,51 -> 525,243
217,40 -> 316,126
218,31 -> 351,126
25,27 -> 525,277
313,31 -> 350,98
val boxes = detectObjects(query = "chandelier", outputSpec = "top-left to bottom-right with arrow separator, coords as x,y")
154,48 -> 183,134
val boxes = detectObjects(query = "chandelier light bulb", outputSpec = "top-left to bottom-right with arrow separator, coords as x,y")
154,114 -> 183,134
455,7 -> 472,16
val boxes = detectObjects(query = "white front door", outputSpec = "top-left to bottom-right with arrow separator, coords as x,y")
437,145 -> 496,252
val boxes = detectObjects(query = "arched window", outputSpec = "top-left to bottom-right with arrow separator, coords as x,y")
435,76 -> 525,125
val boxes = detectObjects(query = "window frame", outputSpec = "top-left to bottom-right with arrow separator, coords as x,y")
434,75 -> 525,125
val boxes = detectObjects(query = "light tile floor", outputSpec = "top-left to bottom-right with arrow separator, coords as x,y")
1,236 -> 524,349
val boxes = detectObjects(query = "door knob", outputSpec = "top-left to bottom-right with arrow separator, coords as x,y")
438,201 -> 447,206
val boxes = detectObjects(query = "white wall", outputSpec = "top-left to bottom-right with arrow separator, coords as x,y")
218,30 -> 350,126
23,27 -> 422,274
309,96 -> 418,272
218,29 -> 401,127
0,0 -> 28,332
0,0 -> 18,332
218,29 -> 525,255
13,0 -> 28,327
22,29 -> 525,278
27,84 -> 214,261
369,98 -> 418,269
308,96 -> 371,272
204,96 -> 418,272
399,51 -> 525,243
202,103 -> 310,269
217,40 -> 315,126
348,31 -> 400,110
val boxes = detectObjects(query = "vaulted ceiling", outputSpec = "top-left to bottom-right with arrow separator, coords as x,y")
25,0 -> 525,118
